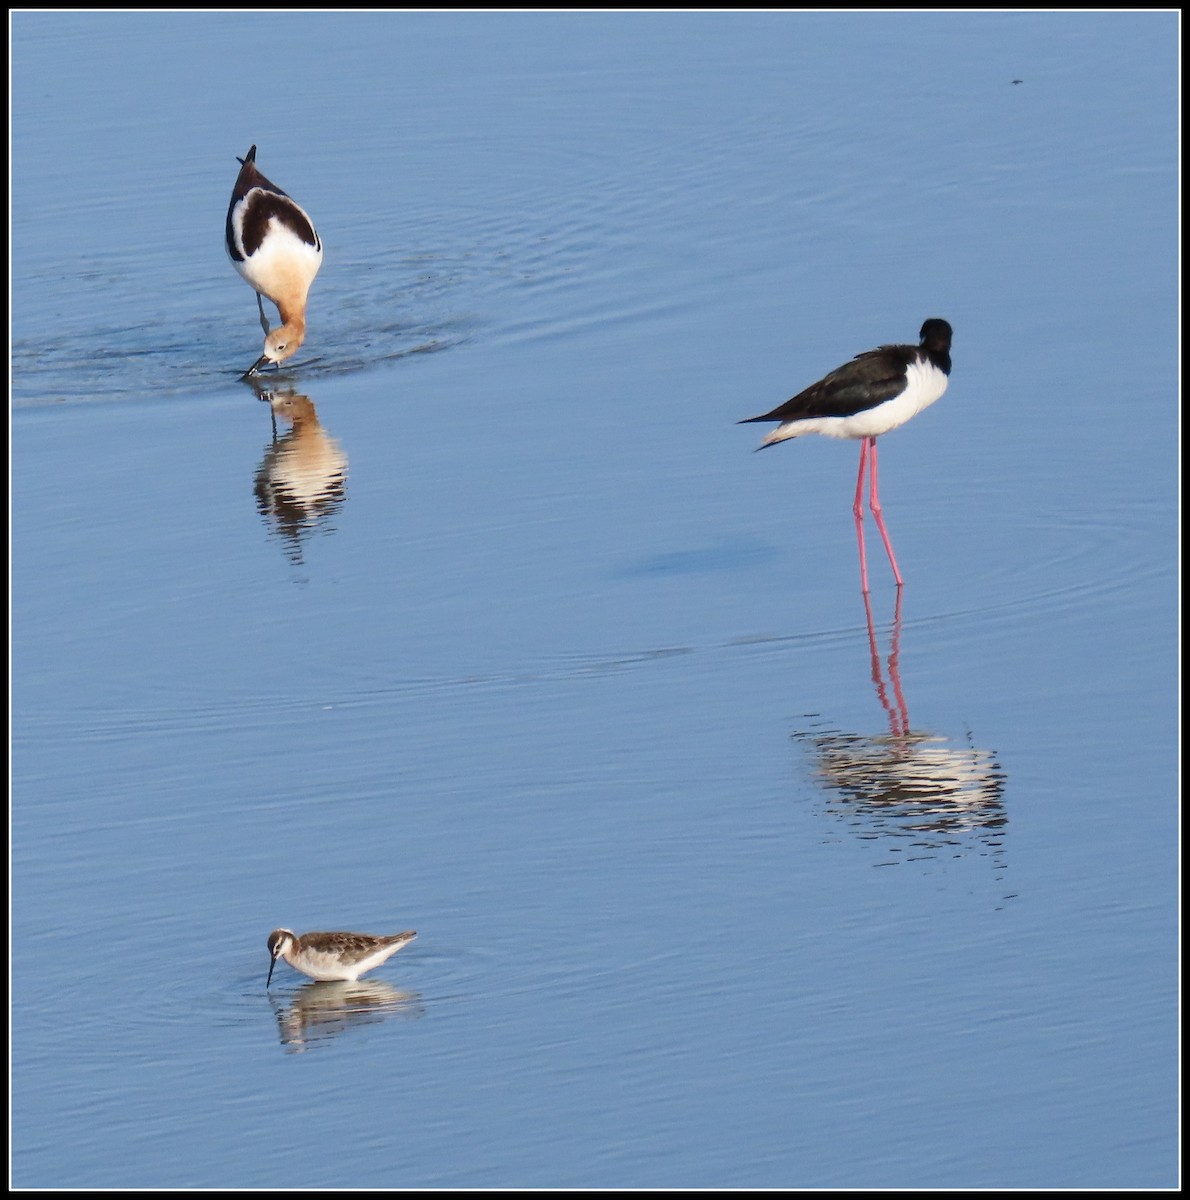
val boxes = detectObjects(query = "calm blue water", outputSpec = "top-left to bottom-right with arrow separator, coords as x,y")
11,11 -> 1178,1189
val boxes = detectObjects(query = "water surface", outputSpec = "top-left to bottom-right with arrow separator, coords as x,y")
11,11 -> 1178,1189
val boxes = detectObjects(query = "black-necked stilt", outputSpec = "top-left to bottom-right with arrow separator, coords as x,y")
225,145 -> 323,377
740,318 -> 952,592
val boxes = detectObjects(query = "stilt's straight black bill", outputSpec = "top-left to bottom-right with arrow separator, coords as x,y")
266,954 -> 277,988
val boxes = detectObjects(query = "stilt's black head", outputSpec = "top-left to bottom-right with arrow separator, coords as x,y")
919,319 -> 953,354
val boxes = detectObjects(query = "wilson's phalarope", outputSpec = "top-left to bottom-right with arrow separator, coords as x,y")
266,928 -> 417,986
226,145 -> 323,377
739,319 -> 952,593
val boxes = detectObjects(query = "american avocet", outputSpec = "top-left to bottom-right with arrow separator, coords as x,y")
739,318 -> 952,593
266,929 -> 417,986
225,145 -> 323,377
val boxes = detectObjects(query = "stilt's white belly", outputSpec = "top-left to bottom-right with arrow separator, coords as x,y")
779,357 -> 949,442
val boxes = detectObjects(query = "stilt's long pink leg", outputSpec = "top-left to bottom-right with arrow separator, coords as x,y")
862,583 -> 910,738
867,438 -> 903,588
861,585 -> 888,707
852,438 -> 872,594
887,585 -> 909,735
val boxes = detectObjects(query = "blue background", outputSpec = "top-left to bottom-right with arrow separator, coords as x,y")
11,11 -> 1178,1188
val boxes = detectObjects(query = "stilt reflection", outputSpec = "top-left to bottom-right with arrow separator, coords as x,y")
793,589 -> 1009,878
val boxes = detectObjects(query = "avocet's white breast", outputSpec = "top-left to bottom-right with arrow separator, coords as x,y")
231,201 -> 324,300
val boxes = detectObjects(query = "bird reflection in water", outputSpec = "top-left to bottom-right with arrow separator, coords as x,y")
250,384 -> 348,563
794,589 -> 1009,877
269,979 -> 423,1054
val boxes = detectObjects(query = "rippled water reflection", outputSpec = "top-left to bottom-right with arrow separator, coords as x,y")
250,386 -> 349,563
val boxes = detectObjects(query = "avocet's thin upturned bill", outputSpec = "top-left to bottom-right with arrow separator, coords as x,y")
740,318 -> 952,593
266,929 -> 417,987
226,145 -> 323,377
